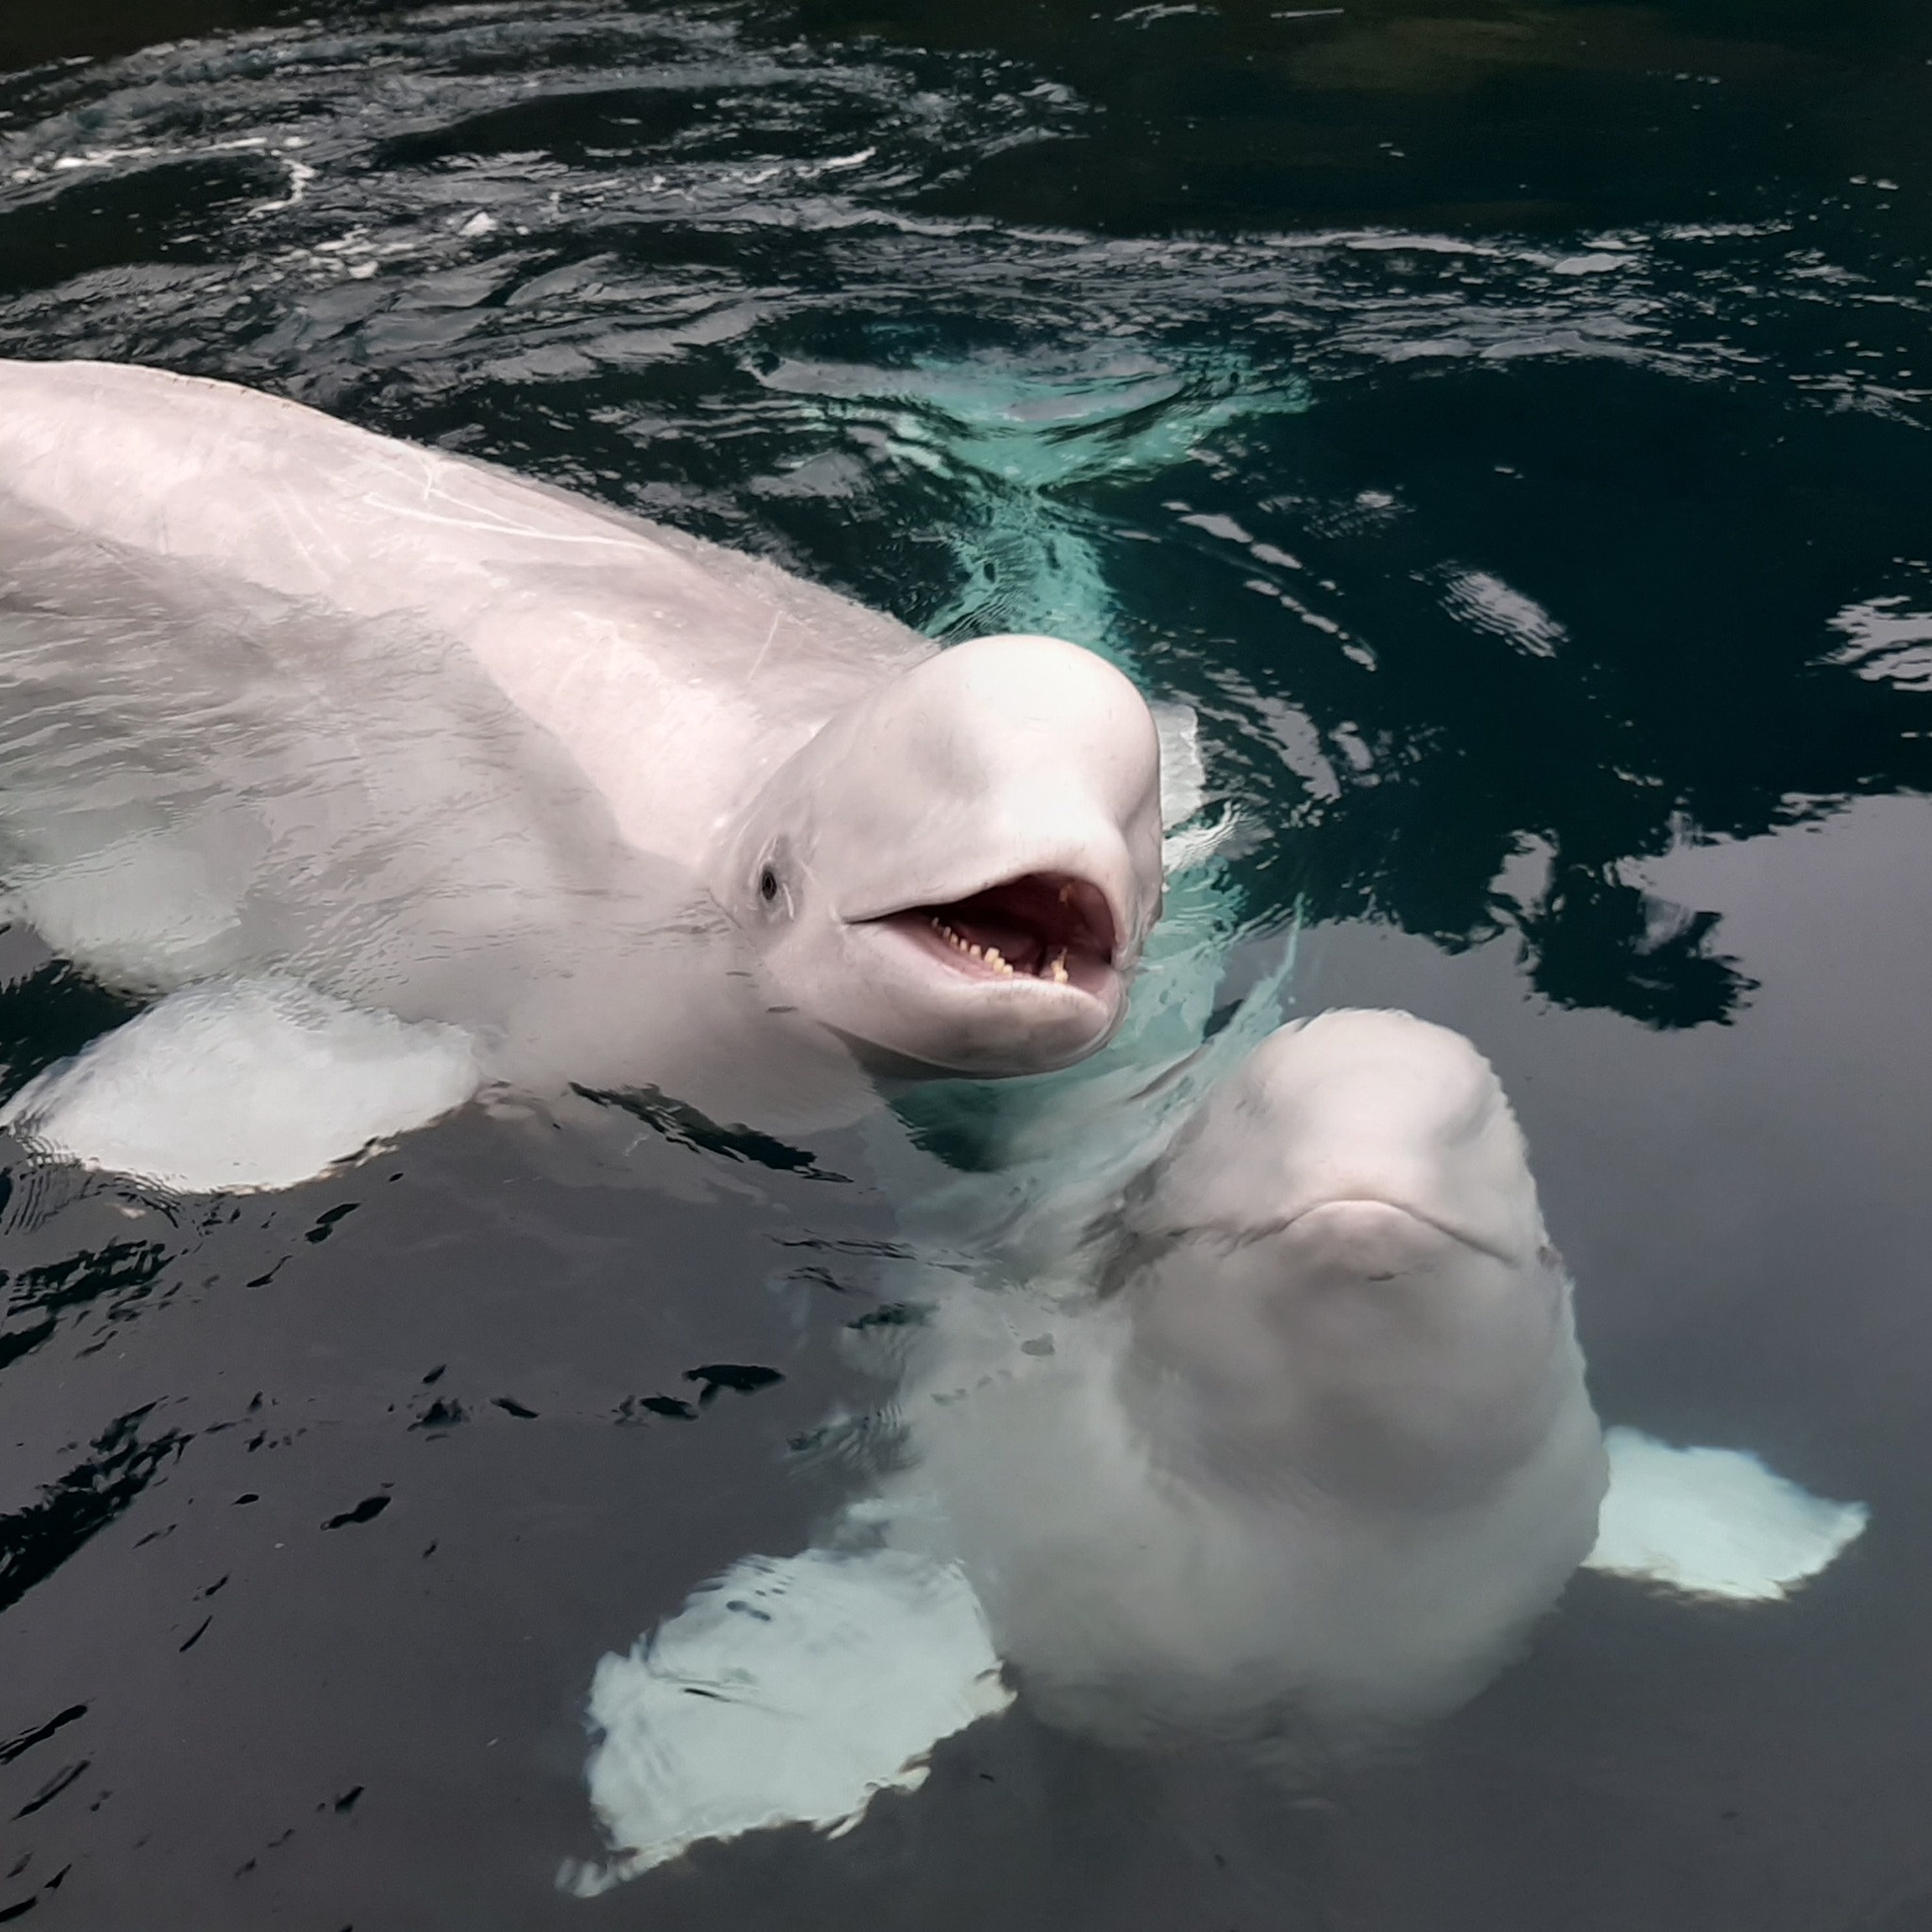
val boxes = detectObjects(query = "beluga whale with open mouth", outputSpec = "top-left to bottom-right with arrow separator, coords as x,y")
0,359 -> 1169,1191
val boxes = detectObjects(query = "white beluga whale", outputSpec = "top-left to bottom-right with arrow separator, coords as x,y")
570,1006 -> 1871,1885
0,358 -> 1170,1189
566,1008 -> 1603,1886
873,1009 -> 1609,1751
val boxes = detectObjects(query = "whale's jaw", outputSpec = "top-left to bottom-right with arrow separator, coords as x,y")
817,867 -> 1131,1077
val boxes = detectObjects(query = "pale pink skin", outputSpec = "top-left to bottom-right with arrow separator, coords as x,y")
0,359 -> 1166,1088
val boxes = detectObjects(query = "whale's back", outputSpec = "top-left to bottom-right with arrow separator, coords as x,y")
0,358 -> 933,860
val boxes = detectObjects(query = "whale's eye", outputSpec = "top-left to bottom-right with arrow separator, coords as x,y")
758,866 -> 780,903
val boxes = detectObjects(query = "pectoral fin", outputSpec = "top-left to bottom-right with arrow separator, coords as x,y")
0,975 -> 481,1193
1584,1425 -> 1869,1604
563,1545 -> 1010,1894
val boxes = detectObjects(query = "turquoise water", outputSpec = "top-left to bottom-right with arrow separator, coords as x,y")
0,3 -> 1929,1925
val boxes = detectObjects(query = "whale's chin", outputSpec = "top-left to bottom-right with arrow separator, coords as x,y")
835,960 -> 1123,1079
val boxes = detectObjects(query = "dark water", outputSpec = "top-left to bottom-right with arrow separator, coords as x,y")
0,1 -> 1929,1925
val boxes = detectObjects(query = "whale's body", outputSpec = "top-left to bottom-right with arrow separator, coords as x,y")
870,1009 -> 1609,1752
0,361 -> 1169,1179
568,1009 -> 1608,1884
0,359 -> 923,867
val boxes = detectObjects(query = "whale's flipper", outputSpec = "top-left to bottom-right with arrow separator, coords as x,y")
1584,1425 -> 1869,1603
564,1546 -> 1011,1894
0,976 -> 481,1193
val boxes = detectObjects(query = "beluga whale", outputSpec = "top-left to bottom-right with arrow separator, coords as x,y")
0,358 -> 1170,1191
565,1008 -> 1609,1886
834,1008 -> 1613,1755
568,1006 -> 1869,1887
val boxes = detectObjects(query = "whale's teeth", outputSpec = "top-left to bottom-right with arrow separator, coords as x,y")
1049,952 -> 1070,985
927,917 -> 1026,978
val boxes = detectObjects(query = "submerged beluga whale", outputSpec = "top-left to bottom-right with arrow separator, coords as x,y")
903,1009 -> 1607,1751
568,1006 -> 1870,1887
0,358 -> 1171,1189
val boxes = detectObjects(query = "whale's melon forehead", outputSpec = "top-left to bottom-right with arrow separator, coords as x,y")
853,634 -> 1163,808
913,630 -> 1152,709
1237,1010 -> 1512,1141
1130,1008 -> 1542,1256
753,633 -> 1159,832
774,632 -> 1166,943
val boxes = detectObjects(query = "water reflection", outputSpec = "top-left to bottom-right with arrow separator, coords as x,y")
0,1407 -> 188,1616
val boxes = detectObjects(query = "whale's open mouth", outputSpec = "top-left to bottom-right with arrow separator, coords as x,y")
868,872 -> 1119,997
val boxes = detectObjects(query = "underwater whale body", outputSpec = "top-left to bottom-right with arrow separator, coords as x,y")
841,1009 -> 1608,1746
571,1007 -> 1871,1884
0,358 -> 1168,1188
570,1010 -> 1610,1883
